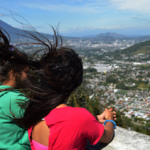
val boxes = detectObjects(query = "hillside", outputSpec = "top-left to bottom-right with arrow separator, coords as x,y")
112,40 -> 150,55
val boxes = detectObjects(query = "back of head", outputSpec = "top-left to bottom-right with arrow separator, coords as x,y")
40,45 -> 83,97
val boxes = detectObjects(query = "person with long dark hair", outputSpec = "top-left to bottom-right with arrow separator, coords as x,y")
14,29 -> 116,150
0,28 -> 31,149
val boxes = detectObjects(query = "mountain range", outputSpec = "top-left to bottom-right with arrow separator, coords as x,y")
0,20 -> 53,41
0,20 -> 150,41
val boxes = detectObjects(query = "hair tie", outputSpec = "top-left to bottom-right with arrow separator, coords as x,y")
9,44 -> 14,51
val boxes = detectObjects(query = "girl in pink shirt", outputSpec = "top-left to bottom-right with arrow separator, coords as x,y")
15,29 -> 116,150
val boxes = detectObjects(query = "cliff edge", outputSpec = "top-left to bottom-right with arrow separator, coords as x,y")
103,126 -> 150,150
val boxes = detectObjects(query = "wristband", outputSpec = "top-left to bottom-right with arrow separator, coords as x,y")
104,120 -> 116,129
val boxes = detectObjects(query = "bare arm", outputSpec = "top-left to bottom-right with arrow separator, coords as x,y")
98,108 -> 116,144
99,121 -> 114,143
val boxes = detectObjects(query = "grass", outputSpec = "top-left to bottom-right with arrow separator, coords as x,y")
116,90 -> 128,95
137,83 -> 149,90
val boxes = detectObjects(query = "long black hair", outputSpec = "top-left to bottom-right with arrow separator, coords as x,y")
0,28 -> 33,88
9,28 -> 83,129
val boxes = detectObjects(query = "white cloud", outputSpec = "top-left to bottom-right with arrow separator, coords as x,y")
60,25 -> 127,33
110,0 -> 150,13
23,3 -> 101,13
23,0 -> 150,14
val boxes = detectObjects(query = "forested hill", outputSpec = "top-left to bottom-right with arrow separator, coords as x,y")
112,40 -> 150,55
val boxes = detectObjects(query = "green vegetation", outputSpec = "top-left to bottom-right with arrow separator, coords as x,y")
106,40 -> 150,60
115,110 -> 150,136
115,40 -> 150,55
68,80 -> 102,116
147,72 -> 150,77
139,64 -> 150,70
137,83 -> 149,90
106,75 -> 118,83
84,67 -> 97,73
133,46 -> 150,55
116,90 -> 128,95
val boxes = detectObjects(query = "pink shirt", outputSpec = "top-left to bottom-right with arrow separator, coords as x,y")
28,107 -> 104,150
32,140 -> 48,150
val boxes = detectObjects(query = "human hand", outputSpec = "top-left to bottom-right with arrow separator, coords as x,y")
109,108 -> 117,121
105,108 -> 116,121
96,108 -> 116,123
96,111 -> 106,124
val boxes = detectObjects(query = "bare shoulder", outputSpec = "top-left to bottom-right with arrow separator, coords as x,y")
32,120 -> 50,146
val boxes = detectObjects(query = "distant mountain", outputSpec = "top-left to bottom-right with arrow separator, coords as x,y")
1,20 -> 150,43
95,32 -> 124,38
0,20 -> 53,41
81,32 -> 125,39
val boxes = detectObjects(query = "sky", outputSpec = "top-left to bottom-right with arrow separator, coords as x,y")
0,0 -> 150,37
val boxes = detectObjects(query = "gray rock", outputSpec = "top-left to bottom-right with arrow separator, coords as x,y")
103,126 -> 150,150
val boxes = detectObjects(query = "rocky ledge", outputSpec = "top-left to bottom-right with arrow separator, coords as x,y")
103,126 -> 150,150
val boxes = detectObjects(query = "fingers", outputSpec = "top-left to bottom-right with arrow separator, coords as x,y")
108,108 -> 116,114
108,108 -> 113,111
113,111 -> 116,114
113,116 -> 116,120
105,108 -> 117,121
105,108 -> 108,111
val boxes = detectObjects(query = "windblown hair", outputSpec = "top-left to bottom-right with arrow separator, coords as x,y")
10,28 -> 83,129
0,28 -> 31,87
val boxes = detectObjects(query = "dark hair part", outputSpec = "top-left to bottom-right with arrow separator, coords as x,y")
13,28 -> 83,129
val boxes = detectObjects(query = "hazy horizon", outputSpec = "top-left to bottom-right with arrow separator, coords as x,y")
0,0 -> 150,37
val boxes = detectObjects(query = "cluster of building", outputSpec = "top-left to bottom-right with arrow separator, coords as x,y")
11,36 -> 150,123
82,52 -> 150,122
65,36 -> 150,51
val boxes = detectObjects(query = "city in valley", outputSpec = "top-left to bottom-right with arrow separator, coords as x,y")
12,34 -> 150,129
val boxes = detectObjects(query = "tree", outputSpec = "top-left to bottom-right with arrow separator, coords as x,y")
84,68 -> 97,73
68,80 -> 102,116
147,72 -> 150,77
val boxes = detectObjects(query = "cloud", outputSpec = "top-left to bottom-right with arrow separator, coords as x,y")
60,25 -> 127,33
23,0 -> 150,14
131,17 -> 147,21
23,3 -> 100,13
59,25 -> 143,36
0,14 -> 6,17
110,0 -> 150,13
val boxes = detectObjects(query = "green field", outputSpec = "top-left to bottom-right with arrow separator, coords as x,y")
137,83 -> 149,90
116,90 -> 128,95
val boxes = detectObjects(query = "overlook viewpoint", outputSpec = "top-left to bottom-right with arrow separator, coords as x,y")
1,20 -> 150,150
